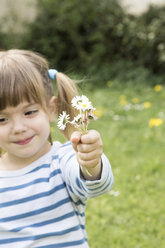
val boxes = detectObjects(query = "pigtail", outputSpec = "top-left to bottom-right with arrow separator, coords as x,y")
56,72 -> 79,140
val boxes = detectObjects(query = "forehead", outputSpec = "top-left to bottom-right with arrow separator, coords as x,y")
0,102 -> 39,114
0,71 -> 43,111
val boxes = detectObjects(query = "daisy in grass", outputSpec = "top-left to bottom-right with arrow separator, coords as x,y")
58,95 -> 97,134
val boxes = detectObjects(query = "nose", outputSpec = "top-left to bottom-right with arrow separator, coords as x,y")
12,117 -> 27,134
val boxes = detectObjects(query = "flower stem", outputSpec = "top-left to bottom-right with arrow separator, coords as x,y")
84,168 -> 92,177
82,111 -> 88,134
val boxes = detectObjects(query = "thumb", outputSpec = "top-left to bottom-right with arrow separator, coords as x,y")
71,131 -> 82,152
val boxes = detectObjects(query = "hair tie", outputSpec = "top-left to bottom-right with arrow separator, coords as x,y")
48,69 -> 58,80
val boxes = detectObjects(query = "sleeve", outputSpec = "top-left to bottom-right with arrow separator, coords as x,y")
59,142 -> 114,202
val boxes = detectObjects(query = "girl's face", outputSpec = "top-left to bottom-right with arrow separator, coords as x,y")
0,99 -> 56,168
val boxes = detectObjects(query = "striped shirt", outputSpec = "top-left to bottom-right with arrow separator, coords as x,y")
0,141 -> 113,247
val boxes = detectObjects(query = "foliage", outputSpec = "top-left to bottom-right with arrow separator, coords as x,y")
21,0 -> 165,78
0,26 -> 5,50
82,60 -> 165,88
0,0 -> 164,84
137,5 -> 165,74
22,0 -> 126,70
118,5 -> 165,75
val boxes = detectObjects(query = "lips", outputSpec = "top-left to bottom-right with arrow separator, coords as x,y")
14,136 -> 34,145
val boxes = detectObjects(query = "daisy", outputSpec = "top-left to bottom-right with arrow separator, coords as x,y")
71,114 -> 82,126
57,111 -> 70,130
71,95 -> 82,109
57,95 -> 97,134
72,95 -> 93,111
87,110 -> 98,121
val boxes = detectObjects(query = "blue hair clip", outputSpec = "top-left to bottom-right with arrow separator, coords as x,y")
48,69 -> 58,80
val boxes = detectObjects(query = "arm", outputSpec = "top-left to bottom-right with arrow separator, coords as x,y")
58,136 -> 113,201
71,130 -> 103,180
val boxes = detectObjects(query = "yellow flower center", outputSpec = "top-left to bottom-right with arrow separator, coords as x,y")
82,104 -> 87,107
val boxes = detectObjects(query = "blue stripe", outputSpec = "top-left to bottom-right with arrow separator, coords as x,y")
36,238 -> 87,248
101,176 -> 113,192
87,173 -> 110,192
50,168 -> 61,177
76,177 -> 87,193
0,183 -> 65,208
0,163 -> 51,178
61,142 -> 72,148
27,163 -> 51,174
0,197 -> 70,223
75,210 -> 85,218
68,185 -> 84,199
0,169 -> 61,193
58,152 -> 74,164
86,177 -> 112,198
66,153 -> 75,164
52,155 -> 59,160
87,180 -> 112,198
70,197 -> 86,207
74,179 -> 86,197
0,225 -> 81,244
11,211 -> 75,232
12,211 -> 85,233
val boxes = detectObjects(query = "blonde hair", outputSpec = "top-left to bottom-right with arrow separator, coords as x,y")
0,49 -> 78,142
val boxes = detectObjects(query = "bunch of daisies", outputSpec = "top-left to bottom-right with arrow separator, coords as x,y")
58,95 -> 97,134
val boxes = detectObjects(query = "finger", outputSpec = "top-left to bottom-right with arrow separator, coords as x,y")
78,149 -> 102,161
81,130 -> 101,144
71,131 -> 82,152
78,157 -> 100,168
77,141 -> 102,153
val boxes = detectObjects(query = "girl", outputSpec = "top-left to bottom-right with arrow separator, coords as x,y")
0,49 -> 113,248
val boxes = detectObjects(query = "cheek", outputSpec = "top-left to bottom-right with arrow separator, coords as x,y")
0,127 -> 9,142
0,129 -> 9,149
31,116 -> 50,134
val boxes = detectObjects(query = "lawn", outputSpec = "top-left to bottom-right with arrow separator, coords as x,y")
53,79 -> 165,247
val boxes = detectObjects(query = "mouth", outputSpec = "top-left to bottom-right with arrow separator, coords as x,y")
13,136 -> 34,145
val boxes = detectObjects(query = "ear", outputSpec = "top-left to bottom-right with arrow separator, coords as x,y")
49,96 -> 57,122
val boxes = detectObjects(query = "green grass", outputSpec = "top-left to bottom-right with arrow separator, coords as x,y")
53,80 -> 165,247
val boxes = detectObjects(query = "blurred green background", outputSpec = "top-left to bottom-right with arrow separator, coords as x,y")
0,0 -> 165,247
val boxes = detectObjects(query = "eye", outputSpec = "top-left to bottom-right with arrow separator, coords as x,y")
25,110 -> 38,116
0,117 -> 8,123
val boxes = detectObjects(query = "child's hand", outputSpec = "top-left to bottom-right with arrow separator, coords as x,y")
71,130 -> 103,180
